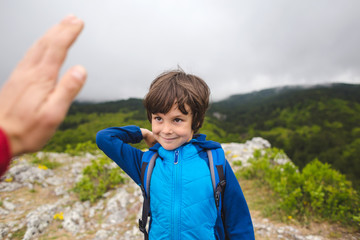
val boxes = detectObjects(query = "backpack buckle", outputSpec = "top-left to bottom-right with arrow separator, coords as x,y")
215,192 -> 220,208
215,180 -> 226,208
139,219 -> 146,233
140,184 -> 146,198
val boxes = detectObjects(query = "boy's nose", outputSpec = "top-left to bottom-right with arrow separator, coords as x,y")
162,122 -> 173,134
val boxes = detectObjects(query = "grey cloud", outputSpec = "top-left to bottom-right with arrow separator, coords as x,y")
1,0 -> 360,102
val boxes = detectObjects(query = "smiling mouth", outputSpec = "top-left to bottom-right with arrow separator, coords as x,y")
161,136 -> 177,141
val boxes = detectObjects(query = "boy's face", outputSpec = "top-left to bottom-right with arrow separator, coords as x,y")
151,104 -> 194,150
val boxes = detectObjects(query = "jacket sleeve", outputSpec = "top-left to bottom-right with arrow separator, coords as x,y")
0,128 -> 11,177
223,161 -> 255,239
96,125 -> 144,185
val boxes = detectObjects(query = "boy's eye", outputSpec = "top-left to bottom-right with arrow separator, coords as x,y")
174,118 -> 182,123
154,116 -> 162,122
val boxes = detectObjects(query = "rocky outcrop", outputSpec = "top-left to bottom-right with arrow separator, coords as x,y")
0,138 -> 350,240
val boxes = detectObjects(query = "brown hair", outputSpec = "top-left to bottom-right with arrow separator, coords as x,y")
144,69 -> 210,133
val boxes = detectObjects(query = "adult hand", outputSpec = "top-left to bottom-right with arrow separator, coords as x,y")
0,15 -> 87,156
140,128 -> 158,148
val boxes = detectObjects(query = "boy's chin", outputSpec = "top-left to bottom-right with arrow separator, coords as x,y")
161,145 -> 178,151
159,142 -> 182,151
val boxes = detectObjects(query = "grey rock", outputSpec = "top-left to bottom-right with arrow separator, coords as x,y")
0,207 -> 9,215
54,186 -> 67,196
7,164 -> 30,176
93,229 -> 109,240
12,164 -> 52,185
0,223 -> 9,238
106,208 -> 127,224
104,188 -> 130,224
23,203 -> 59,240
89,208 -> 95,218
45,176 -> 63,186
3,200 -> 16,211
62,202 -> 85,234
305,236 -> 322,240
0,182 -> 23,192
26,183 -> 34,190
85,152 -> 97,160
123,226 -> 142,240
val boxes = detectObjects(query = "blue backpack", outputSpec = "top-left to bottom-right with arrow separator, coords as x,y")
138,148 -> 227,240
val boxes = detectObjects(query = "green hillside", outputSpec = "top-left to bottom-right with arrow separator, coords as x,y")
209,83 -> 360,188
44,83 -> 360,187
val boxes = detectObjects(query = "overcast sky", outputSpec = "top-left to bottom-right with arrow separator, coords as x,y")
1,0 -> 360,102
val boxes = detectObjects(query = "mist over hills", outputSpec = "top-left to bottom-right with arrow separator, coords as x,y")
71,83 -> 360,113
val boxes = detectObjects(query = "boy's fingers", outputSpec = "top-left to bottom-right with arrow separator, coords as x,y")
43,65 -> 87,124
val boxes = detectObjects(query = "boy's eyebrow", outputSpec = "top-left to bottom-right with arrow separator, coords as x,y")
152,112 -> 188,118
171,112 -> 189,118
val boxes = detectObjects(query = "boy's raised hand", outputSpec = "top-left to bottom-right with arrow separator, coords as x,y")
140,128 -> 158,148
0,15 -> 86,156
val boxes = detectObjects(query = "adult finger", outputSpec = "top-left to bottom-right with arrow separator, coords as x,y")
42,65 -> 87,125
19,15 -> 84,70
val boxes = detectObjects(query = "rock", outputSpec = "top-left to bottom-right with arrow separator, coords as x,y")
0,146 -> 356,240
0,182 -> 23,192
104,188 -> 130,224
3,200 -> 16,211
0,223 -> 9,238
0,207 -> 9,216
23,203 -> 59,240
222,137 -> 271,167
89,208 -> 96,218
249,137 -> 271,149
71,162 -> 86,176
305,236 -> 322,240
45,176 -> 63,186
26,183 -> 34,190
273,151 -> 291,165
8,163 -> 52,185
93,229 -> 109,240
7,164 -> 30,177
54,186 -> 67,196
85,152 -> 97,160
123,226 -> 142,240
62,202 -> 85,234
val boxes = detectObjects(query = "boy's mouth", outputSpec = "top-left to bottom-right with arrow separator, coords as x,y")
161,136 -> 177,141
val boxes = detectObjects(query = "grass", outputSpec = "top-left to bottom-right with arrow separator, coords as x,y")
238,176 -> 283,222
11,227 -> 26,239
237,170 -> 360,240
30,154 -> 62,170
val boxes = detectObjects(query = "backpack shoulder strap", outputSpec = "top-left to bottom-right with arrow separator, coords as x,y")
140,151 -> 157,196
139,151 -> 158,240
206,148 -> 227,209
207,147 -> 228,238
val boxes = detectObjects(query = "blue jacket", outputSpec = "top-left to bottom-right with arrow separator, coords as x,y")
96,125 -> 255,239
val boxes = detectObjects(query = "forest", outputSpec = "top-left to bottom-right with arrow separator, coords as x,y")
44,83 -> 360,188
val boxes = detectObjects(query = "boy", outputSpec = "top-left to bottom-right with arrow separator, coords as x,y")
96,70 -> 255,239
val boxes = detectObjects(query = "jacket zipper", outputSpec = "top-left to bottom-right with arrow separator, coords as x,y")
173,149 -> 180,240
174,150 -> 179,164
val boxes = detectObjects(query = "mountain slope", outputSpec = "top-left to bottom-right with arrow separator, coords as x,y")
209,83 -> 360,187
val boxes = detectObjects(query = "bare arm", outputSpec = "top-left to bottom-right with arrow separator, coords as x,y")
0,15 -> 87,156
